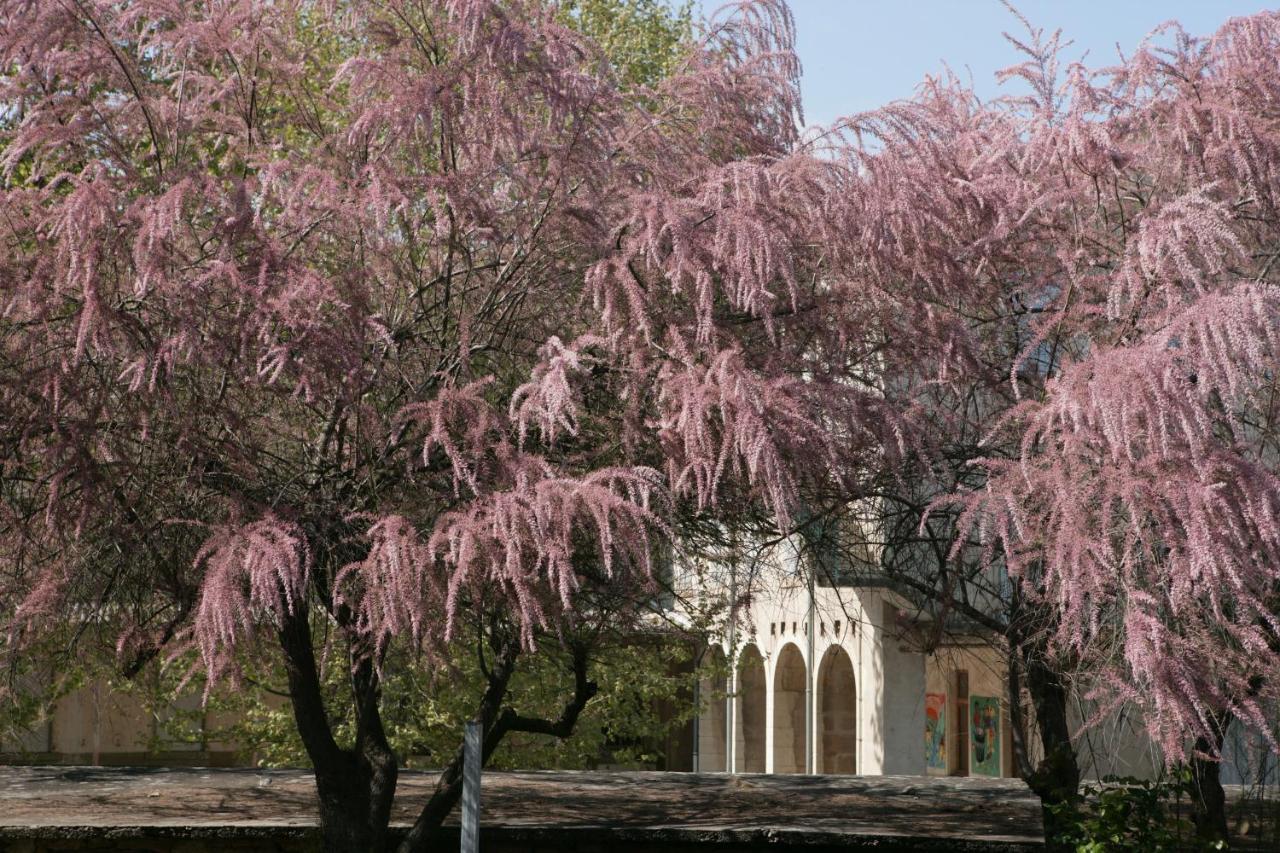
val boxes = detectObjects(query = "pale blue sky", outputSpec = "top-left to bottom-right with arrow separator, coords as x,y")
699,1 -> 1275,129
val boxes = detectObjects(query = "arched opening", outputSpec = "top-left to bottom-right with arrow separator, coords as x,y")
773,643 -> 807,774
818,645 -> 857,774
697,647 -> 728,772
735,644 -> 766,773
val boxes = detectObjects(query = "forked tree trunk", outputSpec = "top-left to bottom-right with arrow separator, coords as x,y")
279,610 -> 598,853
397,639 -> 597,853
279,612 -> 398,852
392,635 -> 522,853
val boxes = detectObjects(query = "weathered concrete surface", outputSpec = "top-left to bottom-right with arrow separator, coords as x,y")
0,766 -> 1044,851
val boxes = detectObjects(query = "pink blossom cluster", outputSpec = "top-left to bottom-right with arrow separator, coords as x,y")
0,0 -> 869,702
3,0 -> 1280,765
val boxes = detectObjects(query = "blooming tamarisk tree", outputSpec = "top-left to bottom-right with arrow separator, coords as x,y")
10,0 -> 1275,846
0,1 -> 899,849
806,8 -> 1280,842
972,15 -> 1280,840
987,6 -> 1280,760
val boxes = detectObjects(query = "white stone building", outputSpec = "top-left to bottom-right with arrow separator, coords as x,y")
675,533 -> 1017,779
674,531 -> 1280,788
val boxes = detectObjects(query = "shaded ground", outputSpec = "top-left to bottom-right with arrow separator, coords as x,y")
0,766 -> 1045,850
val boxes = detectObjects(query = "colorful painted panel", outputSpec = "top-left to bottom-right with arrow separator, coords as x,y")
969,696 -> 1001,777
925,693 -> 947,770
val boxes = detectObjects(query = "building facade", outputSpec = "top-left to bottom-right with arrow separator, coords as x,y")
679,534 -> 1020,780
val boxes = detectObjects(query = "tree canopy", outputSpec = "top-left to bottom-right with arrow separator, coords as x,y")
5,1 -> 1280,849
0,0 -> 877,849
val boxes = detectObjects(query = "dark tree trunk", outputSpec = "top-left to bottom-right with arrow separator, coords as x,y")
312,759 -> 397,853
1005,588 -> 1080,853
1190,710 -> 1231,845
279,611 -> 398,853
1005,586 -> 1081,852
1022,650 -> 1081,852
279,604 -> 597,853
1006,639 -> 1034,781
394,634 -> 521,853
397,638 -> 598,853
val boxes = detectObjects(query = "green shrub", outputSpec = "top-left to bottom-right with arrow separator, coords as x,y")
1049,768 -> 1227,852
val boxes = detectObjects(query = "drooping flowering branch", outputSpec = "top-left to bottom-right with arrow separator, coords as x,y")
0,0 -> 871,761
853,11 -> 1280,758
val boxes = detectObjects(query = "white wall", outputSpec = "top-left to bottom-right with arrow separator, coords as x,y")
693,535 -> 935,778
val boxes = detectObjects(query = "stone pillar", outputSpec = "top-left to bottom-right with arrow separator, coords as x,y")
763,654 -> 776,774
856,594 -> 883,774
809,643 -> 821,774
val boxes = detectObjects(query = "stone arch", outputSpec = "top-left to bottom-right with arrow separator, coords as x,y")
773,643 -> 807,774
735,644 -> 766,773
817,644 -> 857,774
698,647 -> 728,772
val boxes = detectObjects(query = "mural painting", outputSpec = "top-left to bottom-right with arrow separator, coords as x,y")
969,696 -> 1001,777
925,692 -> 947,771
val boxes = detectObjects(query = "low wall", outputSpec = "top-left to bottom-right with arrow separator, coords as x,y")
0,766 -> 1046,852
1,827 -> 1044,852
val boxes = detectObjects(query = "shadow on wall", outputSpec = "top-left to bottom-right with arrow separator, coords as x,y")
773,644 -> 806,774
1221,719 -> 1279,787
697,647 -> 728,773
818,645 -> 856,774
736,644 -> 766,773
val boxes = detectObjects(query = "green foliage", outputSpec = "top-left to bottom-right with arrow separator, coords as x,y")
0,626 -> 96,756
558,0 -> 694,89
1049,770 -> 1228,853
0,666 -> 81,754
200,624 -> 717,770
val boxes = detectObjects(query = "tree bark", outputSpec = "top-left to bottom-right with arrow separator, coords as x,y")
1022,651 -> 1081,853
397,639 -> 598,853
279,611 -> 398,853
1004,588 -> 1080,853
1190,709 -> 1231,845
1004,586 -> 1081,852
1006,640 -> 1035,781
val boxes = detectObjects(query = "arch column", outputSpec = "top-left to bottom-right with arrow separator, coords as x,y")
764,674 -> 774,774
807,641 -> 820,774
860,596 -> 925,775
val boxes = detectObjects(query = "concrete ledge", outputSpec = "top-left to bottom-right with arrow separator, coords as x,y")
0,766 -> 1045,851
0,828 -> 1042,853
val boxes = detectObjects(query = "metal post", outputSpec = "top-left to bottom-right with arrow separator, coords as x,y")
726,538 -> 738,774
805,558 -> 816,774
461,720 -> 481,853
725,658 -> 737,773
692,660 -> 701,772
